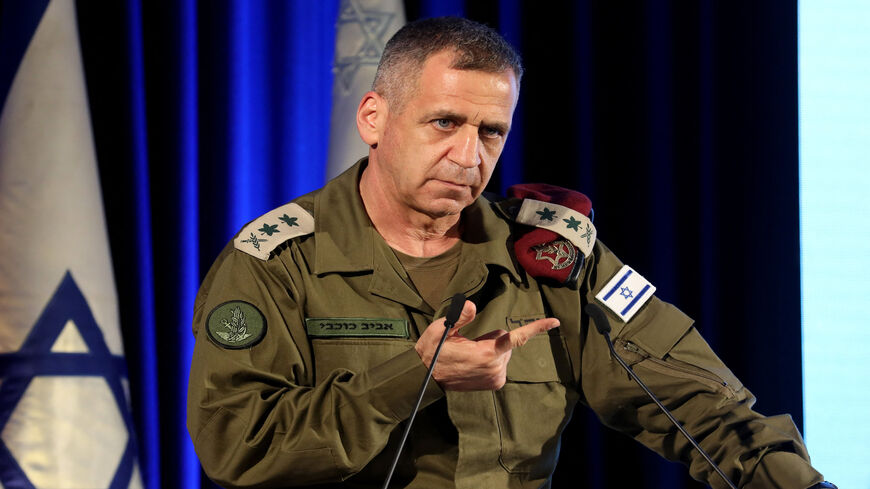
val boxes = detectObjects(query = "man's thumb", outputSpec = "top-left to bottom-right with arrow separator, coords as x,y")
450,300 -> 476,331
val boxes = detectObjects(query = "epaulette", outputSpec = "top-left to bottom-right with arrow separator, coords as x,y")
493,186 -> 597,258
234,202 -> 314,260
512,197 -> 597,258
496,183 -> 598,286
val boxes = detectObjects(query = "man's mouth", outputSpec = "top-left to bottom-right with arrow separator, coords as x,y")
435,179 -> 469,189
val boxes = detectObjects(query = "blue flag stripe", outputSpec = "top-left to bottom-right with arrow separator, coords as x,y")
0,353 -> 129,378
0,441 -> 35,489
620,284 -> 652,316
0,0 -> 49,111
602,268 -> 633,301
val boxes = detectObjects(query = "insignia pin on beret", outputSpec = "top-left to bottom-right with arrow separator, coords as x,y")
508,183 -> 596,285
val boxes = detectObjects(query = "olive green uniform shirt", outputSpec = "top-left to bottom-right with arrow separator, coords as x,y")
188,160 -> 824,488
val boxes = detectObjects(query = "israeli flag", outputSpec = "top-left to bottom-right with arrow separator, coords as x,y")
326,0 -> 404,178
595,265 -> 656,322
0,1 -> 142,488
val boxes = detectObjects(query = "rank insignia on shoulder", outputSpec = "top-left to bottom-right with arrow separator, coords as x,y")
507,183 -> 596,286
595,265 -> 656,322
515,199 -> 596,258
234,202 -> 314,260
206,301 -> 266,349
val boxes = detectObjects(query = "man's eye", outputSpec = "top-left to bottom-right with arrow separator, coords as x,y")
434,119 -> 454,129
480,126 -> 504,139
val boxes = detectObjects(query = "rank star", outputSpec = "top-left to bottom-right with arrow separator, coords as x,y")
258,223 -> 279,236
279,214 -> 298,227
536,207 -> 557,221
563,216 -> 582,231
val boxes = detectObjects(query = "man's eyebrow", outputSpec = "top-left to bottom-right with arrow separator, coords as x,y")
482,120 -> 510,135
420,110 -> 511,134
418,110 -> 467,124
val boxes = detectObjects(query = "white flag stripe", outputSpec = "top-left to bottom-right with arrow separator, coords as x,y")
0,0 -> 142,487
601,268 -> 633,301
0,0 -> 120,354
326,0 -> 404,178
595,265 -> 656,322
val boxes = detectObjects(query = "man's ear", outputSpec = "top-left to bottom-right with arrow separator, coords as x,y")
357,91 -> 386,147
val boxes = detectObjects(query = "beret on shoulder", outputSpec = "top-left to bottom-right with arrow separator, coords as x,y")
506,183 -> 596,286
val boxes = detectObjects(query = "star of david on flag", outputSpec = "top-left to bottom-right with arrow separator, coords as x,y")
0,1 -> 143,487
327,0 -> 405,178
595,265 -> 656,322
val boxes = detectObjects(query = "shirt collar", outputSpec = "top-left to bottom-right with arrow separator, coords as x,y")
313,159 -> 374,275
313,158 -> 523,283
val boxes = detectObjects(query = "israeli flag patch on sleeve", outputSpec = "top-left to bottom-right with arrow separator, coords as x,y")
595,265 -> 656,322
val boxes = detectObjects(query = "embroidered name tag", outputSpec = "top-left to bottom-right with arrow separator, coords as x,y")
305,318 -> 409,338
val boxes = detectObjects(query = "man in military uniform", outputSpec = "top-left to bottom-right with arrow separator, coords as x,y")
188,17 -> 833,488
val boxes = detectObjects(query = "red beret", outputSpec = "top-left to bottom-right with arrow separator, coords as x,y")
507,183 -> 593,216
507,183 -> 595,285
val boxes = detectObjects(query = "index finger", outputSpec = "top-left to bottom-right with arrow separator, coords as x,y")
495,318 -> 560,353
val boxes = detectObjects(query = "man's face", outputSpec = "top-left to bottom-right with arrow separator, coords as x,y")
369,51 -> 519,218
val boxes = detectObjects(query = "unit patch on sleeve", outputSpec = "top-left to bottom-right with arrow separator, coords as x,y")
595,265 -> 656,322
234,202 -> 314,260
305,318 -> 409,338
206,301 -> 267,349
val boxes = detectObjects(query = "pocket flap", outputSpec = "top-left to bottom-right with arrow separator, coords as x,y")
621,299 -> 694,359
506,333 -> 571,383
311,338 -> 415,384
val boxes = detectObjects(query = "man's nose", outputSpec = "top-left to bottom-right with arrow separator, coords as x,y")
449,126 -> 481,168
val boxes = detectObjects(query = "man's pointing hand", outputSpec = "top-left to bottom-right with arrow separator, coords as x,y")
415,300 -> 560,391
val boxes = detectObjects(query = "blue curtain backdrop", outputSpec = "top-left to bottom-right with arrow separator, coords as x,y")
71,1 -> 800,488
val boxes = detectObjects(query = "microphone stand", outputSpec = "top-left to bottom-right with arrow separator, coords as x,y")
381,294 -> 466,489
584,303 -> 739,489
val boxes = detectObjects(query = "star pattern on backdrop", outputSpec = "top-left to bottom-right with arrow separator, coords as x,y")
333,0 -> 397,92
0,272 -> 136,489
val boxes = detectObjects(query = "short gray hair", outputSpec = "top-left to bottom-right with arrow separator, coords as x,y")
373,17 -> 523,110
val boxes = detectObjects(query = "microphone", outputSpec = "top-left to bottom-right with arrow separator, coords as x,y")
444,293 -> 465,329
584,302 -> 738,489
382,294 -> 467,489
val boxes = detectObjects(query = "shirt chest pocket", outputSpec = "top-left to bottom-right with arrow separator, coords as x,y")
311,338 -> 416,385
305,316 -> 415,384
496,326 -> 579,478
502,315 -> 574,384
505,334 -> 573,383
